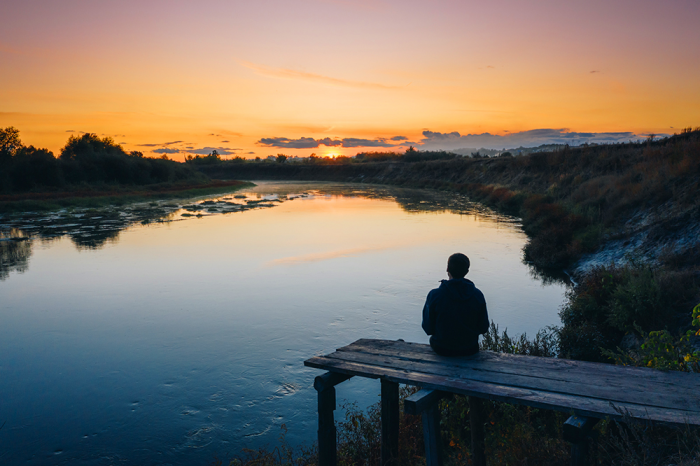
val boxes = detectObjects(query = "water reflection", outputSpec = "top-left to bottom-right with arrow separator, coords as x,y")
0,183 -> 529,281
0,228 -> 32,280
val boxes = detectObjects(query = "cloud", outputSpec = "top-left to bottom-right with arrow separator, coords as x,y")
257,136 -> 409,149
184,146 -> 236,155
318,137 -> 342,147
153,148 -> 180,154
340,138 -> 394,148
419,128 -> 658,150
258,137 -> 320,149
221,140 -> 229,143
138,140 -> 184,147
590,70 -> 601,74
66,130 -> 76,132
240,61 -> 403,90
390,136 -> 408,141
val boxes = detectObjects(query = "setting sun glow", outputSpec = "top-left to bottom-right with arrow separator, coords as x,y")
1,0 -> 699,160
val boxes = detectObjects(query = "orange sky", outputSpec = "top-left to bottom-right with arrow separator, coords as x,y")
1,0 -> 699,160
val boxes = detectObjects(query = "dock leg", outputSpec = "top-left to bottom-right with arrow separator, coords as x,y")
563,415 -> 599,466
317,385 -> 337,466
469,396 -> 486,466
422,404 -> 444,466
404,389 -> 448,466
381,379 -> 399,466
315,372 -> 352,466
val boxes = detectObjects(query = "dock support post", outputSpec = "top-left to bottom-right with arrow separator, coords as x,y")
469,396 -> 486,466
315,372 -> 352,466
563,415 -> 599,466
381,378 -> 400,466
404,389 -> 449,466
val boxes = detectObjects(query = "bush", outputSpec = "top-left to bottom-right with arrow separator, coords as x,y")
559,264 -> 699,362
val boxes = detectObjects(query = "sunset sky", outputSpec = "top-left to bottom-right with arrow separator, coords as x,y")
2,0 -> 699,160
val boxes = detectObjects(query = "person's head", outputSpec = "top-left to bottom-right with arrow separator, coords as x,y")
447,253 -> 470,279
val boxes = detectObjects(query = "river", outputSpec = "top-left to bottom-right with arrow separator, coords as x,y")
0,181 -> 567,465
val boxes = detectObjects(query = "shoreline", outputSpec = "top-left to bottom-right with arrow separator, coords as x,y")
0,180 -> 255,213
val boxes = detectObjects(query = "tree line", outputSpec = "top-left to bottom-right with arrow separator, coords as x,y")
0,127 -> 206,193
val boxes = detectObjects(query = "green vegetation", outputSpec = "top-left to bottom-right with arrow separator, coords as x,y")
0,127 -> 208,194
559,263 -> 699,362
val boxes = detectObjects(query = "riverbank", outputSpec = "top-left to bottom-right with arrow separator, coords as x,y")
0,180 -> 254,213
198,130 -> 700,281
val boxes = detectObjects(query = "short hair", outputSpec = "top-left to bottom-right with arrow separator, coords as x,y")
447,253 -> 470,278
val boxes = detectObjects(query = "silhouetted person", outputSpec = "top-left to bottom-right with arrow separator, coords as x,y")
422,253 -> 489,356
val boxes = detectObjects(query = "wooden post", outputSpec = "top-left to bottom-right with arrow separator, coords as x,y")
404,389 -> 449,466
563,415 -> 599,466
315,372 -> 352,466
381,379 -> 400,466
317,385 -> 337,466
469,396 -> 486,466
422,405 -> 443,466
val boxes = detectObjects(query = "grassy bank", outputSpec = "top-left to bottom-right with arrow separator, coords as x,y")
0,180 -> 254,213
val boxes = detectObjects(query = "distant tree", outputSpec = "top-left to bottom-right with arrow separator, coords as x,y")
500,151 -> 513,157
255,156 -> 261,162
0,126 -> 22,161
184,150 -> 221,165
276,154 -> 287,163
60,133 -> 125,161
159,154 -> 170,160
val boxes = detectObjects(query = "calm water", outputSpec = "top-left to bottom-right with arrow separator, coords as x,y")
0,182 -> 567,465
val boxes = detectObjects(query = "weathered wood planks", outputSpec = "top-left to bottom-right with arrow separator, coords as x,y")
304,339 -> 700,426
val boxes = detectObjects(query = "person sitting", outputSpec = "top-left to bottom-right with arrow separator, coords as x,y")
422,253 -> 489,356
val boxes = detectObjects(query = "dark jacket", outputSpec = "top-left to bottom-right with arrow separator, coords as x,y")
422,278 -> 489,355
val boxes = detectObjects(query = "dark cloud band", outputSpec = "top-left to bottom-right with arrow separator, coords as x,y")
257,136 -> 409,149
420,129 -> 661,150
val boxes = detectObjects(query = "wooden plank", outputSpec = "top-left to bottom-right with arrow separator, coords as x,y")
341,338 -> 697,384
304,356 -> 700,425
336,340 -> 700,401
563,415 -> 599,444
322,350 -> 700,412
314,372 -> 352,391
404,389 -> 449,416
339,339 -> 698,387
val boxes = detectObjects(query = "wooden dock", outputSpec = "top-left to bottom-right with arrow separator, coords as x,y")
304,338 -> 700,466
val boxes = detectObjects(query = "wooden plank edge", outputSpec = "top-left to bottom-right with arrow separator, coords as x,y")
305,356 -> 700,427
